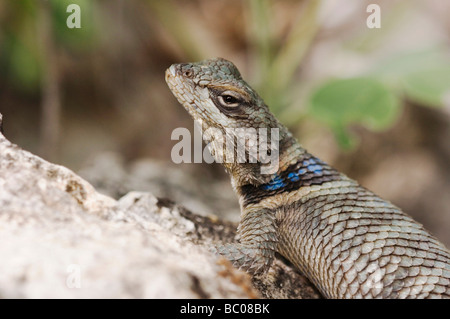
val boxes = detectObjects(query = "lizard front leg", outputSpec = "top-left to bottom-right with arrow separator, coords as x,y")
216,208 -> 278,274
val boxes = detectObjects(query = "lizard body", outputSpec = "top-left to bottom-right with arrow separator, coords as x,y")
165,58 -> 450,298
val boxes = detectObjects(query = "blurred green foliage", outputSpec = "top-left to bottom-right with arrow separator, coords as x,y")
149,0 -> 448,149
0,0 -> 95,92
248,0 -> 320,114
378,50 -> 450,108
308,48 -> 450,147
50,0 -> 95,49
242,1 -> 450,148
1,0 -> 449,150
1,0 -> 40,91
309,77 -> 399,148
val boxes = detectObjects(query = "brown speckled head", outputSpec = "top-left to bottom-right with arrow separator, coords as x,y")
165,58 -> 279,130
166,58 -> 295,184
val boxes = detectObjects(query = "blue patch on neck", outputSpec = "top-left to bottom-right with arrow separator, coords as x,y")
261,157 -> 327,191
307,164 -> 323,174
262,175 -> 286,191
287,172 -> 300,182
241,155 -> 341,206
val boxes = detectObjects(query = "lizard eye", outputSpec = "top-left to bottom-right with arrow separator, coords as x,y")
224,95 -> 238,104
217,92 -> 241,108
209,88 -> 247,117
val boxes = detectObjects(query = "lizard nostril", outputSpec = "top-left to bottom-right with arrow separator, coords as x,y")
182,69 -> 193,78
175,63 -> 194,78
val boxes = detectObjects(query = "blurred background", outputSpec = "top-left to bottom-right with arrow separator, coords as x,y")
0,0 -> 449,245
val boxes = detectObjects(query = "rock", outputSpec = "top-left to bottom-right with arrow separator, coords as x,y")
0,113 -> 320,299
78,153 -> 241,222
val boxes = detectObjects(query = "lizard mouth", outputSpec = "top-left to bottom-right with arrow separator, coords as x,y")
164,65 -> 176,85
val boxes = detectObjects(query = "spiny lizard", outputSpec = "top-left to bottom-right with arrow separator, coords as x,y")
165,57 -> 450,299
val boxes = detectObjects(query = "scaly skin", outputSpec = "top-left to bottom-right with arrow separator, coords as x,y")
165,58 -> 450,298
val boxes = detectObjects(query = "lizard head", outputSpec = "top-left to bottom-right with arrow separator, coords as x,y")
165,58 -> 291,185
165,57 -> 275,130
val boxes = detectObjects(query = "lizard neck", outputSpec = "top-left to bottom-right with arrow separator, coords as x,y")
231,128 -> 343,211
228,126 -> 307,188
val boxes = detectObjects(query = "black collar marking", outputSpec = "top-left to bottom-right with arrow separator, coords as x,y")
239,154 -> 342,206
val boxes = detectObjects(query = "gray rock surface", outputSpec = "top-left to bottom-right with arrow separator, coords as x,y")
77,153 -> 241,222
0,113 -> 320,299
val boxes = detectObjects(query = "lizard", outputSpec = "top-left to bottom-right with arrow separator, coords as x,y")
165,57 -> 450,298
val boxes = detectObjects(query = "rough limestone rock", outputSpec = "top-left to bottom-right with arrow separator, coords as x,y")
0,113 -> 319,299
77,153 -> 241,222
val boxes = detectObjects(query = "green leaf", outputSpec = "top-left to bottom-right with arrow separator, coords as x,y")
371,49 -> 449,79
402,66 -> 450,108
308,77 -> 401,147
332,124 -> 358,150
369,49 -> 450,108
